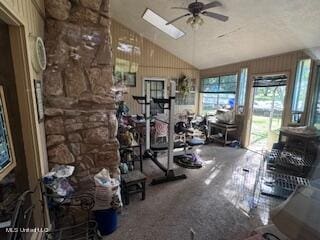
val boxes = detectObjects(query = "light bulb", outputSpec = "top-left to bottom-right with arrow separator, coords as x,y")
186,15 -> 203,29
186,17 -> 194,24
195,16 -> 201,24
199,18 -> 204,26
191,21 -> 199,30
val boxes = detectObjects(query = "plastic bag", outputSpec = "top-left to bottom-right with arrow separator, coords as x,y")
43,165 -> 75,179
94,168 -> 112,187
94,168 -> 122,210
43,165 -> 75,199
52,178 -> 74,197
50,165 -> 75,178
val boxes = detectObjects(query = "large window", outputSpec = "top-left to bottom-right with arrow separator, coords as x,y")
201,74 -> 237,93
200,74 -> 237,113
312,66 -> 320,129
291,59 -> 311,122
237,68 -> 248,113
313,91 -> 320,129
201,93 -> 235,113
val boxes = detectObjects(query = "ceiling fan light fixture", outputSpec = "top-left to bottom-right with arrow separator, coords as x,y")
191,21 -> 199,30
194,15 -> 201,24
186,16 -> 194,24
187,15 -> 204,29
170,1 -> 228,29
199,18 -> 204,26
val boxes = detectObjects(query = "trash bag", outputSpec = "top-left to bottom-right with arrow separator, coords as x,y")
43,165 -> 75,203
50,178 -> 74,197
94,168 -> 122,210
50,165 -> 75,178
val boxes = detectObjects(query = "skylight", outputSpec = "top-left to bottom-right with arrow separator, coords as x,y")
142,8 -> 185,40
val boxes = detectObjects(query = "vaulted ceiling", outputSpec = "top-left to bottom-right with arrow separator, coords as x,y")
110,0 -> 320,69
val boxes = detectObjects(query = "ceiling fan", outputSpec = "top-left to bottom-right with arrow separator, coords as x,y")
166,0 -> 229,28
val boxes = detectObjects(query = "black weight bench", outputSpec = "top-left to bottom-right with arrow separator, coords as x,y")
150,141 -> 189,151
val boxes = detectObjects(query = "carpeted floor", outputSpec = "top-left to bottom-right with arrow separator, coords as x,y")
104,144 -> 280,240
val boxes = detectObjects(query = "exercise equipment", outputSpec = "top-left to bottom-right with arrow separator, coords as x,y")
146,121 -> 204,171
133,80 -> 205,184
151,81 -> 188,184
172,121 -> 204,168
133,81 -> 188,185
173,153 -> 203,169
132,80 -> 151,150
174,121 -> 188,134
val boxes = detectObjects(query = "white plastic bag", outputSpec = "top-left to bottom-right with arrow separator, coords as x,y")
43,165 -> 75,199
51,165 -> 75,178
94,168 -> 112,187
94,168 -> 122,210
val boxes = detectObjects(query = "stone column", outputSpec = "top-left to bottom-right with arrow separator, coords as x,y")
43,0 -> 119,187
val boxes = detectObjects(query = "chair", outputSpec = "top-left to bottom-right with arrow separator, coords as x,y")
153,119 -> 168,143
121,170 -> 146,205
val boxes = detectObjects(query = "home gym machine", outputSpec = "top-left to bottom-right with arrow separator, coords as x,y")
133,81 -> 187,185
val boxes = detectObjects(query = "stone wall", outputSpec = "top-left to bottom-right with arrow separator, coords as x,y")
43,0 -> 119,187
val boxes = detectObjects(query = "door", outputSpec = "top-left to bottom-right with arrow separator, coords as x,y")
144,79 -> 165,115
249,74 -> 287,151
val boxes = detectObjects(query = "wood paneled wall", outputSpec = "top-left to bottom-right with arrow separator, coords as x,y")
0,0 -> 46,229
201,50 -> 309,78
0,0 -> 46,170
200,50 -> 314,146
0,0 -> 45,40
1,0 -> 45,86
111,20 -> 200,114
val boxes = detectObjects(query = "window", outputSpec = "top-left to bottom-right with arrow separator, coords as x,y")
201,93 -> 235,114
145,80 -> 165,115
313,91 -> 320,129
200,74 -> 237,113
291,59 -> 311,122
312,66 -> 320,129
237,68 -> 248,113
201,77 -> 219,92
200,74 -> 237,93
142,9 -> 185,40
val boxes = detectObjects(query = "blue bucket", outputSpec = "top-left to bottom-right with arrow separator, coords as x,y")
94,208 -> 117,235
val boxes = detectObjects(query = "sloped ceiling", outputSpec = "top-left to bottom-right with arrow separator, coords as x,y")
110,0 -> 320,69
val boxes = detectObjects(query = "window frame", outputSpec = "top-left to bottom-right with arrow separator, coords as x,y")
310,65 -> 320,128
200,73 -> 238,114
237,67 -> 248,113
291,58 -> 312,123
200,73 -> 238,94
201,92 -> 236,113
142,78 -> 167,116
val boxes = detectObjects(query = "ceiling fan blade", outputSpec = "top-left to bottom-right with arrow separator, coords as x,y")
171,7 -> 189,10
202,11 -> 229,22
166,13 -> 191,25
202,1 -> 222,11
217,27 -> 242,38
